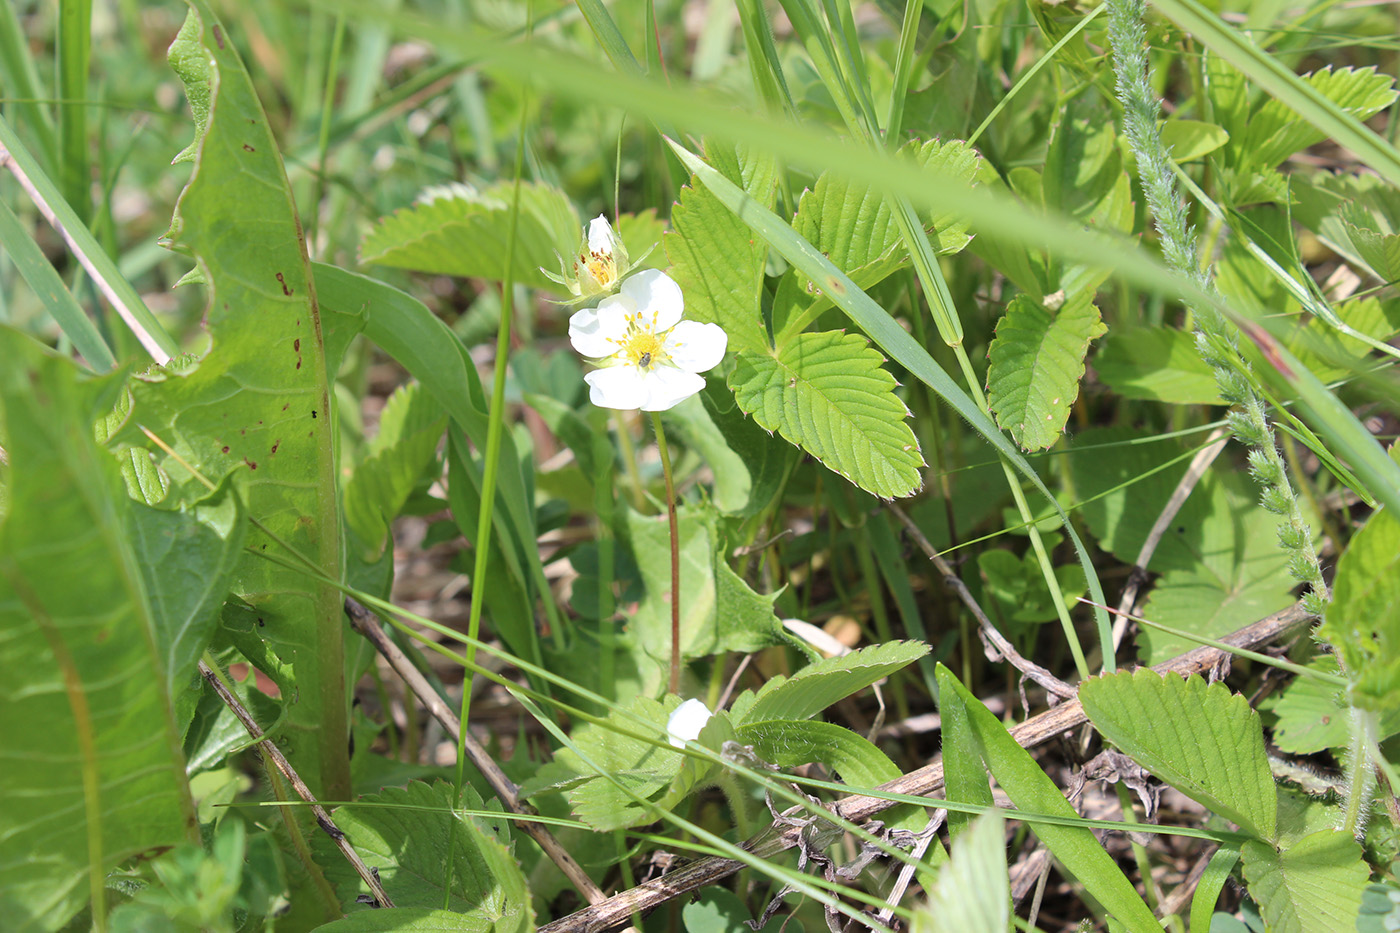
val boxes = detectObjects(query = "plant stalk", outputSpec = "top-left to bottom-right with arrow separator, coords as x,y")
651,411 -> 682,694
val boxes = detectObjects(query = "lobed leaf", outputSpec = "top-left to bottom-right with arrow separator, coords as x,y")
122,0 -> 354,798
986,294 -> 1105,451
1079,670 -> 1276,840
730,331 -> 924,498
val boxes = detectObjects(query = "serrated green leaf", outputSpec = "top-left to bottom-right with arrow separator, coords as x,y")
665,136 -> 1116,670
1160,118 -> 1229,162
667,143 -> 777,355
1080,670 -> 1276,840
935,665 -> 1160,931
316,780 -> 531,931
1285,297 -> 1400,383
1241,830 -> 1368,933
0,331 -> 213,930
737,641 -> 929,724
1318,506 -> 1400,713
1293,172 -> 1400,284
731,331 -> 924,498
792,136 -> 977,281
121,0 -> 353,800
986,294 -> 1105,451
911,813 -> 1010,933
737,719 -> 923,832
1093,326 -> 1225,404
343,383 -> 447,558
1237,66 -> 1397,170
361,181 -> 578,290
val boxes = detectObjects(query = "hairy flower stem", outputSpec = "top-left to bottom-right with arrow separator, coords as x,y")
1106,0 -> 1329,617
1343,707 -> 1379,839
651,411 -> 683,695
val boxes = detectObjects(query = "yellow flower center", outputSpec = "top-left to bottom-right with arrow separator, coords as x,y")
582,249 -> 617,289
623,330 -> 664,370
605,310 -> 671,371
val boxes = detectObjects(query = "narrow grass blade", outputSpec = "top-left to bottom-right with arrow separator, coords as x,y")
0,198 -> 114,371
0,115 -> 179,363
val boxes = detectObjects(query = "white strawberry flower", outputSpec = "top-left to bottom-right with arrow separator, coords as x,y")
667,698 -> 714,748
568,269 -> 727,412
544,214 -> 634,300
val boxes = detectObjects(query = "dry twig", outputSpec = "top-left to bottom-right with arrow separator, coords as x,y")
1113,429 -> 1230,651
343,597 -> 608,907
197,661 -> 395,909
887,502 -> 1076,700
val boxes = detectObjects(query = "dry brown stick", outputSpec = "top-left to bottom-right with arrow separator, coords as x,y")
1112,429 -> 1230,651
343,598 -> 608,907
197,660 -> 395,909
537,602 -> 1311,933
1156,843 -> 1219,921
887,502 -> 1076,700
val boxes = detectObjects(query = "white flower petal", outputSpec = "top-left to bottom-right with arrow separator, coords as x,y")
667,698 -> 713,748
587,215 -> 615,255
664,321 -> 728,373
640,367 -> 705,412
585,366 -> 648,410
620,269 -> 684,331
569,296 -> 634,358
567,308 -> 611,358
